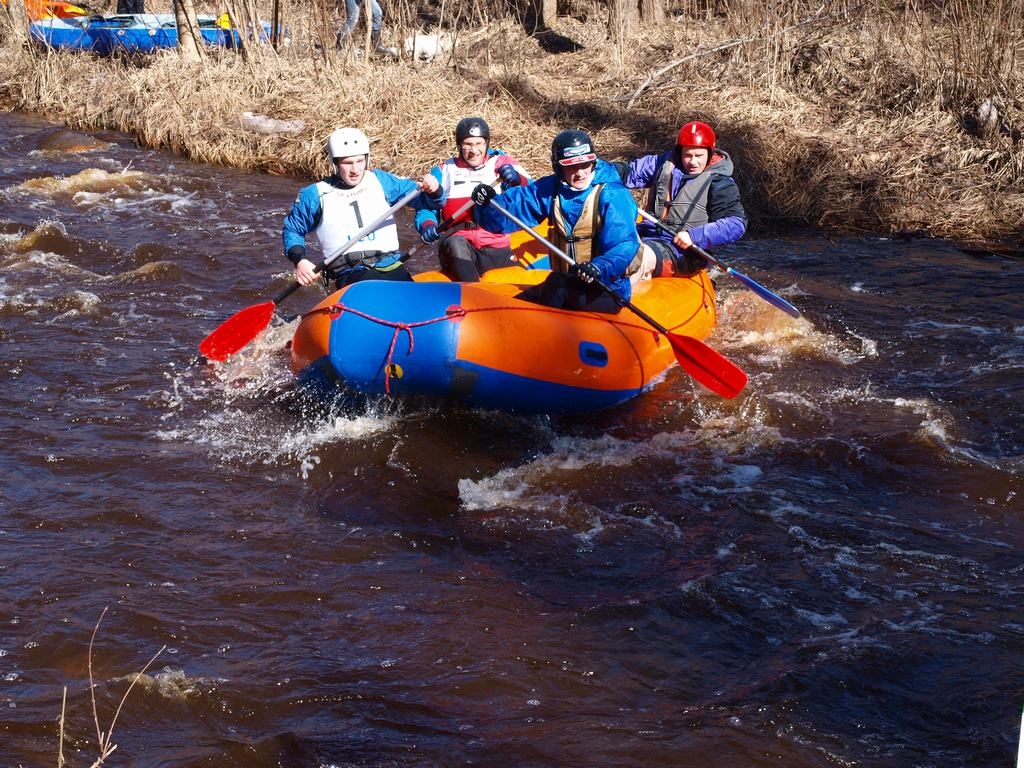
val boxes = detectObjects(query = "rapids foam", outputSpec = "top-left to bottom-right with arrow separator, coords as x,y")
458,424 -> 783,515
718,287 -> 875,365
9,167 -> 209,218
13,167 -> 148,196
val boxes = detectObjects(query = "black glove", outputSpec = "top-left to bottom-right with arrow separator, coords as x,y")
471,183 -> 496,207
498,164 -> 521,188
420,223 -> 440,244
571,261 -> 601,285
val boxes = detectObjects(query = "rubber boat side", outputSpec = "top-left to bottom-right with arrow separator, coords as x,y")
290,268 -> 717,414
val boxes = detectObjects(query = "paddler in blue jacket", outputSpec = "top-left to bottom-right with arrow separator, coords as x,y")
282,127 -> 442,289
615,120 -> 746,276
470,129 -> 642,314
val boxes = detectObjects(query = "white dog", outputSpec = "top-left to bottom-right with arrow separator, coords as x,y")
403,32 -> 453,63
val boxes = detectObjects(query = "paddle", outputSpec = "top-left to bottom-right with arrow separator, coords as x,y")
637,209 -> 801,318
401,176 -> 502,263
486,198 -> 748,399
199,187 -> 421,362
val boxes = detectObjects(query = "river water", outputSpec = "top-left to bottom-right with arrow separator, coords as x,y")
1,109 -> 1021,768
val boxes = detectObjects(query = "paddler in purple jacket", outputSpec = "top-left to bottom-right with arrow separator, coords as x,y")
615,120 -> 747,278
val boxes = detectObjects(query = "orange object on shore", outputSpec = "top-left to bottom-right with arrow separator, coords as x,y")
3,0 -> 88,19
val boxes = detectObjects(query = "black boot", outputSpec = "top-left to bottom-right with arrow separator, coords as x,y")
371,30 -> 397,58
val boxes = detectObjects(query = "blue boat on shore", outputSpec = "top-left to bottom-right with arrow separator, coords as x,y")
28,13 -> 270,53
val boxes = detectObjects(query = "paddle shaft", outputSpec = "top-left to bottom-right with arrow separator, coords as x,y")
400,177 -> 500,263
486,198 -> 747,398
637,209 -> 801,318
487,200 -> 667,331
267,187 -> 421,303
199,186 -> 424,361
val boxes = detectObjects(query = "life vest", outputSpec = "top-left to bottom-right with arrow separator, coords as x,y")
650,158 -> 715,230
548,184 -> 604,273
437,154 -> 513,250
314,171 -> 400,264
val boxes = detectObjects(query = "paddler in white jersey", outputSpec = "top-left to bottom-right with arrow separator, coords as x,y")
282,127 -> 442,288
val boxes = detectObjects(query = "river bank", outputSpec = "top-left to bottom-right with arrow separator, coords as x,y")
2,0 -> 1022,247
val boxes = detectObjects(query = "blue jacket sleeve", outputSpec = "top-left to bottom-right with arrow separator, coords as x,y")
281,182 -> 323,261
623,153 -> 662,190
374,169 -> 433,209
592,183 -> 639,299
413,166 -> 445,231
475,175 -> 557,233
690,216 -> 747,251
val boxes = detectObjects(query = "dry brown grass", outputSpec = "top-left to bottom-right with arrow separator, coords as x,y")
0,0 -> 1021,244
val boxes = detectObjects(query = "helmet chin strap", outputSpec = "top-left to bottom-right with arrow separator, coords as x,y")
560,176 -> 592,192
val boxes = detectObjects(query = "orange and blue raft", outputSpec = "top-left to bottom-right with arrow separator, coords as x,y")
290,232 -> 718,414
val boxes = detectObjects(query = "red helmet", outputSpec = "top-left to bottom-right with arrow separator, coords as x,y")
676,121 -> 716,149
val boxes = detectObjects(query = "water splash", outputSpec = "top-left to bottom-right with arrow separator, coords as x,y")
11,167 -> 148,196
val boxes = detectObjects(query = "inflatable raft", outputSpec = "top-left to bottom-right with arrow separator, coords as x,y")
290,238 -> 719,414
28,13 -> 269,53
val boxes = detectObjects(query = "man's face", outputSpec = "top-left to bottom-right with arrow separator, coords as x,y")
334,154 -> 367,185
679,147 -> 710,174
458,137 -> 488,167
560,161 -> 595,191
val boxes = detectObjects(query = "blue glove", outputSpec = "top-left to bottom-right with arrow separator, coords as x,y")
471,183 -> 496,207
498,164 -> 521,188
571,261 -> 601,284
420,223 -> 440,244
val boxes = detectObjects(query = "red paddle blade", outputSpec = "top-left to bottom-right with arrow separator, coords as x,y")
668,333 -> 748,399
198,300 -> 277,362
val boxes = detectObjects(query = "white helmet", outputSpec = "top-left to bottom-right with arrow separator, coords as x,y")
327,127 -> 370,159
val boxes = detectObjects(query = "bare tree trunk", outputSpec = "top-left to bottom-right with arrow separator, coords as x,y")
174,0 -> 204,61
641,0 -> 665,25
608,0 -> 665,40
269,0 -> 282,51
6,0 -> 30,44
536,0 -> 557,28
607,0 -> 639,41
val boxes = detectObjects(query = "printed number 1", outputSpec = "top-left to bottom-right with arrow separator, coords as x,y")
349,200 -> 364,228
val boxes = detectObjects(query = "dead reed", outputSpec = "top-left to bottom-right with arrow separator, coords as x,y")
0,0 -> 1021,243
57,607 -> 165,767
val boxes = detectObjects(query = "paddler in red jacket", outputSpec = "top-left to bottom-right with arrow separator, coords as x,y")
415,117 -> 530,281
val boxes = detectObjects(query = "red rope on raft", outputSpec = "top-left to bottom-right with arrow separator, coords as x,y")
300,298 -> 678,393
302,303 -> 468,393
